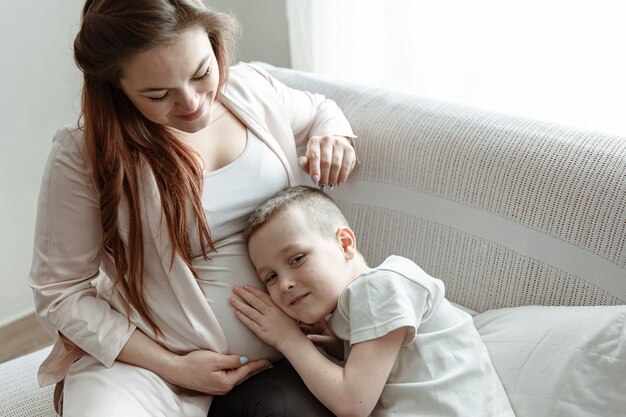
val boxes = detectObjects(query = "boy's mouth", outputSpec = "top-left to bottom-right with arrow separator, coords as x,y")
289,293 -> 310,305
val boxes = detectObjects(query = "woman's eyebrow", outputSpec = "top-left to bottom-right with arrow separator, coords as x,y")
137,55 -> 211,93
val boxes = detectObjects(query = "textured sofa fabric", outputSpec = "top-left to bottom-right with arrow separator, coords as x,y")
264,63 -> 626,312
0,346 -> 54,416
3,64 -> 625,416
263,63 -> 626,417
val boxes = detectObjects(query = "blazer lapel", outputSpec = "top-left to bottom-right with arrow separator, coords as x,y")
220,94 -> 298,186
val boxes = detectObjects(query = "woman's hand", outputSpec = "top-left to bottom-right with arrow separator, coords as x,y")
169,349 -> 271,395
230,285 -> 305,352
117,328 -> 270,396
300,319 -> 344,361
299,135 -> 356,187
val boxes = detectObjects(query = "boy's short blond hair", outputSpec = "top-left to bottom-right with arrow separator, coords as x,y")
244,186 -> 350,241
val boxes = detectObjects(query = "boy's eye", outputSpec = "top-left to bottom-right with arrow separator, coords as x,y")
265,273 -> 277,286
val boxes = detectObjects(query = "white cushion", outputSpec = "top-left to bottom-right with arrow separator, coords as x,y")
474,305 -> 626,417
0,346 -> 55,416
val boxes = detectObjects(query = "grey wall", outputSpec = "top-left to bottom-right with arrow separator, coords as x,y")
0,0 -> 291,327
209,0 -> 291,67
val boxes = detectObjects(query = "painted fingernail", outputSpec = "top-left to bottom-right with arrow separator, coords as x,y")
298,157 -> 306,167
329,184 -> 335,191
240,356 -> 249,365
319,184 -> 326,191
311,175 -> 319,184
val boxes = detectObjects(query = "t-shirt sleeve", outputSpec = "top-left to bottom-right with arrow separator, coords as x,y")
337,271 -> 430,346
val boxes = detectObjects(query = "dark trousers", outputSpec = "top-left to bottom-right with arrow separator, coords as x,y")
208,359 -> 335,417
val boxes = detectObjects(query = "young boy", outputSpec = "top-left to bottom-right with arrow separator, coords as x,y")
230,186 -> 515,417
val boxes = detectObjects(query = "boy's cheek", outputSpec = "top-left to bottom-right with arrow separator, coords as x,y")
270,295 -> 292,316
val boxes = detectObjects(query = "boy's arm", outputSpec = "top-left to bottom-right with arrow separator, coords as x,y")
231,285 -> 406,417
301,319 -> 345,360
283,326 -> 406,417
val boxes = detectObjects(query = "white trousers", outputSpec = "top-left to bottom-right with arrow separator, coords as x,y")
62,355 -> 212,417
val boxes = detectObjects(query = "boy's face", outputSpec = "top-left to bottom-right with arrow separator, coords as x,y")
248,207 -> 353,324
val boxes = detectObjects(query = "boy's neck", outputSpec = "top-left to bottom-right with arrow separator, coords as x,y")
346,254 -> 371,285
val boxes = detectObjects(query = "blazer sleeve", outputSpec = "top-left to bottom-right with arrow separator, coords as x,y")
246,63 -> 356,148
29,127 -> 136,368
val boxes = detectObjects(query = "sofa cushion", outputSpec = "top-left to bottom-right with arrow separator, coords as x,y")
474,305 -> 626,417
0,346 -> 55,416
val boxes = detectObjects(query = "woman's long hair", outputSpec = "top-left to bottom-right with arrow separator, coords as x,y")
73,0 -> 239,336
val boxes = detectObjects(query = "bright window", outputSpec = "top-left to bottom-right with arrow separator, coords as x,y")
287,0 -> 626,137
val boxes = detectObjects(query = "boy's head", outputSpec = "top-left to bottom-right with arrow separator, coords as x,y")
245,186 -> 365,324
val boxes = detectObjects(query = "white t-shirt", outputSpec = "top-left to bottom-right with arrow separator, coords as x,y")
329,255 -> 515,417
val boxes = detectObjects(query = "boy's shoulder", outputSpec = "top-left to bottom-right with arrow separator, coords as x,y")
350,255 -> 444,295
331,255 -> 446,345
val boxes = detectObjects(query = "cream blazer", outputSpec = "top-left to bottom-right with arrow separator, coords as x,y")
29,63 -> 355,387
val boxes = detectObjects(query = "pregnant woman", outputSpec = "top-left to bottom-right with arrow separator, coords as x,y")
29,1 -> 356,416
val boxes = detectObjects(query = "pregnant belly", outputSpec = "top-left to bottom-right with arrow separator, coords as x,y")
193,236 -> 282,362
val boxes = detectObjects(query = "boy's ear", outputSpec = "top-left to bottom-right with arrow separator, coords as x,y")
336,226 -> 358,260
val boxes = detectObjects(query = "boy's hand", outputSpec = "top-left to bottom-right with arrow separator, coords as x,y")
230,285 -> 305,351
300,319 -> 345,360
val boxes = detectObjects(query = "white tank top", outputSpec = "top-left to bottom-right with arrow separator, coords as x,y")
193,129 -> 288,361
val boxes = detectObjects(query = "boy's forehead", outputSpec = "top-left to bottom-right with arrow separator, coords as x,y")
278,205 -> 318,234
257,206 -> 315,242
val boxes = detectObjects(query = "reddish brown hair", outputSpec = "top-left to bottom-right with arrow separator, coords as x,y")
73,0 -> 239,336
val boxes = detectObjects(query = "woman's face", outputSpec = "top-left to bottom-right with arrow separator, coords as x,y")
119,26 -> 221,133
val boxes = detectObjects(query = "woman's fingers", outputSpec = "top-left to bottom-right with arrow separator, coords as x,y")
216,358 -> 271,394
318,136 -> 334,184
175,350 -> 270,395
305,138 -> 322,184
231,359 -> 274,386
336,144 -> 356,185
303,135 -> 356,187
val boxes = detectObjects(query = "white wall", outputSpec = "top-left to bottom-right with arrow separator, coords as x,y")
0,1 -> 85,327
0,1 -> 290,327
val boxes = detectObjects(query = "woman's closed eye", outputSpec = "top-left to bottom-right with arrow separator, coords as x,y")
289,254 -> 305,266
194,65 -> 211,81
148,66 -> 210,103
149,92 -> 169,103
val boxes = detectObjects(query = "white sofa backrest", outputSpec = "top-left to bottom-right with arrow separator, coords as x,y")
264,64 -> 626,312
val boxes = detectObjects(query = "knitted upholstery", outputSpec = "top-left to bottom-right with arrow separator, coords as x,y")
264,63 -> 626,312
0,346 -> 55,417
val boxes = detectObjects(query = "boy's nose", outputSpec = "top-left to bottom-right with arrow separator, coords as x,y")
279,277 -> 296,292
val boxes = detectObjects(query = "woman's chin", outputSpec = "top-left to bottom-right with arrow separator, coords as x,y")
167,117 -> 210,134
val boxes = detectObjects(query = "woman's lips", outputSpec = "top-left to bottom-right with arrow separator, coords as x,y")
178,100 -> 205,121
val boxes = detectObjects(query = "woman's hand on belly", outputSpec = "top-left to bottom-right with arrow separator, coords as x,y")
118,329 -> 272,395
167,349 -> 272,395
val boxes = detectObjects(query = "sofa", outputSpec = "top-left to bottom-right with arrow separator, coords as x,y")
2,64 -> 625,416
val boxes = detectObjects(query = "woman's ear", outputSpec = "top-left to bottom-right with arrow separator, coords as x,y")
336,226 -> 358,260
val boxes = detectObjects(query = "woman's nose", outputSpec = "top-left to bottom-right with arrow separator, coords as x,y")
177,85 -> 199,113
